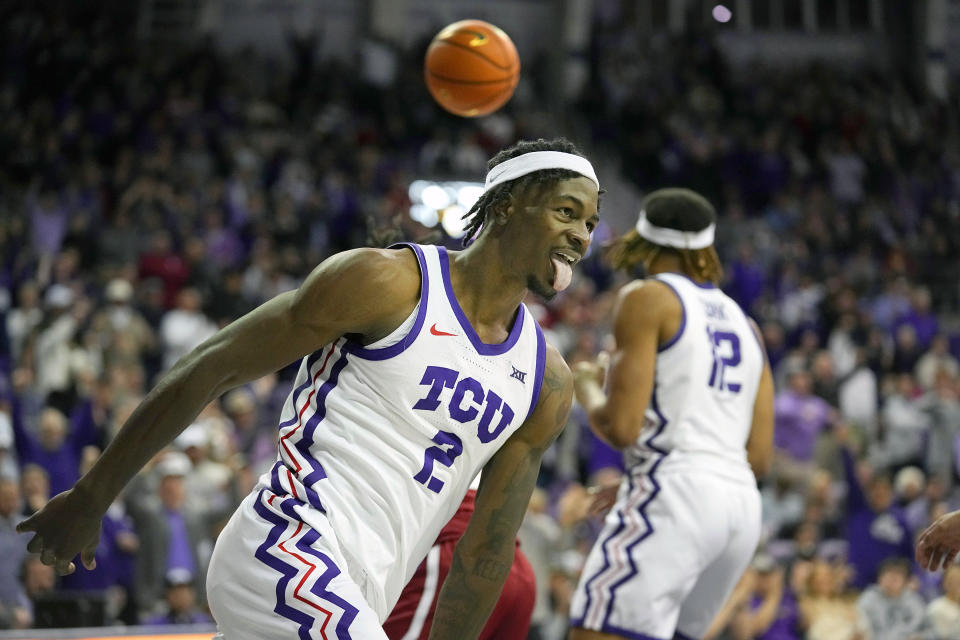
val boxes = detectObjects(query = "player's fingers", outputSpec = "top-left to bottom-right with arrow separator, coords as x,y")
55,558 -> 76,576
596,351 -> 611,369
40,548 -> 57,566
81,544 -> 97,570
924,545 -> 938,572
937,547 -> 954,571
944,549 -> 958,569
587,497 -> 606,515
26,534 -> 44,554
931,547 -> 946,571
588,491 -> 616,516
15,513 -> 38,534
917,526 -> 939,560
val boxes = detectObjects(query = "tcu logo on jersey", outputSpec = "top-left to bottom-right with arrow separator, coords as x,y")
409,365 -> 516,493
412,366 -> 515,442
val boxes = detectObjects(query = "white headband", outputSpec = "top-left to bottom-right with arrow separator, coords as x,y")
635,210 -> 715,249
484,151 -> 599,193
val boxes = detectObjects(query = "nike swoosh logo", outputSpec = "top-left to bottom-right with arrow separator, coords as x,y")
430,323 -> 457,337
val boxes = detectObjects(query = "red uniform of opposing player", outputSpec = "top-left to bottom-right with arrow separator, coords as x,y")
384,490 -> 536,640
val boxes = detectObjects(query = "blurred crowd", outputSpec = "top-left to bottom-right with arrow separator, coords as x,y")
1,2 -> 959,638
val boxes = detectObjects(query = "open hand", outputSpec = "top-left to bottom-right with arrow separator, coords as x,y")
915,509 -> 960,571
586,481 -> 621,517
572,352 -> 610,393
16,488 -> 103,575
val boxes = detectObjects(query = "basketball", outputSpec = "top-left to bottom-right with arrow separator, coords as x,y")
424,19 -> 520,118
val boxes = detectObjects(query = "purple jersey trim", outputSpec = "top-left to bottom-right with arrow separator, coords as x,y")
296,525 -> 359,638
253,490 -> 359,639
663,271 -> 716,290
271,348 -> 348,513
278,349 -> 327,428
252,489 -> 322,640
578,385 -> 670,631
652,276 -> 686,353
527,321 -> 547,419
437,246 -> 526,356
299,351 -> 350,492
602,388 -> 670,626
345,243 -> 429,361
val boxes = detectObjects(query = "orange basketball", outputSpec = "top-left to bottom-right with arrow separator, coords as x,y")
424,19 -> 520,118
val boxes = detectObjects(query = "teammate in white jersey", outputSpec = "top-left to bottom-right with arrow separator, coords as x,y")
17,138 -> 601,640
569,188 -> 775,640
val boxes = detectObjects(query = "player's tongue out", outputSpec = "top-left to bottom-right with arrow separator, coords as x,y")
551,256 -> 573,292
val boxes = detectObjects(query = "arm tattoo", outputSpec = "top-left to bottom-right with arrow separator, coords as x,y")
428,449 -> 540,640
542,363 -> 565,394
475,556 -> 511,581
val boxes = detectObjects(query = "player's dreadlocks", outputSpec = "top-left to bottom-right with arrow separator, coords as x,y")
608,188 -> 724,284
461,137 -> 591,247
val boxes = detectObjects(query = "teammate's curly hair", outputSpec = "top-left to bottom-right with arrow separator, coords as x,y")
608,188 -> 724,284
461,137 -> 592,247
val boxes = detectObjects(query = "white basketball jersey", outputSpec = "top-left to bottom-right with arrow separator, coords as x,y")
628,273 -> 763,484
258,243 -> 546,619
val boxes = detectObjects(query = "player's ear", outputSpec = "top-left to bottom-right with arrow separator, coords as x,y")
492,198 -> 513,226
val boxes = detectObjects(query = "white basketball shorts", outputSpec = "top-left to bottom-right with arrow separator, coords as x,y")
207,487 -> 388,640
570,468 -> 761,640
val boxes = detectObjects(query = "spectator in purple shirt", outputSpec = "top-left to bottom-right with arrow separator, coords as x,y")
58,505 -> 138,594
59,443 -> 139,622
29,190 -> 69,259
773,369 -> 834,485
895,287 -> 939,350
743,555 -> 801,640
726,244 -> 766,314
704,553 -> 802,640
127,451 -> 211,617
11,404 -> 97,496
837,428 -> 914,588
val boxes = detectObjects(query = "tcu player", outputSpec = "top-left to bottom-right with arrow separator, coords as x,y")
569,188 -> 774,640
18,138 -> 600,640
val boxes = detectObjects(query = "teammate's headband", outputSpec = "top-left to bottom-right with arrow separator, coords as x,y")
635,210 -> 715,250
483,151 -> 599,193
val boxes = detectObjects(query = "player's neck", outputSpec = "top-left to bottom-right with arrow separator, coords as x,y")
448,241 -> 526,329
647,254 -> 692,280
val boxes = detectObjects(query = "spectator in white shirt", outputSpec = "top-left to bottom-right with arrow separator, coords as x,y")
926,564 -> 960,639
916,335 -> 960,391
159,288 -> 216,371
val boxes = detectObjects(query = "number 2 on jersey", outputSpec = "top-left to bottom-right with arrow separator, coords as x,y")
413,429 -> 463,493
707,327 -> 741,393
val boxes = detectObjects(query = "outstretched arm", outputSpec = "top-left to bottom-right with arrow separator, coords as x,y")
428,346 -> 573,640
839,440 -> 868,513
18,247 -> 421,575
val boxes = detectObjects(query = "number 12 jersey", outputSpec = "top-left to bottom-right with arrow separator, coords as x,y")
631,273 -> 764,484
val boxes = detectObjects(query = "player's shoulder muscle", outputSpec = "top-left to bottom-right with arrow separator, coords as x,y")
613,278 -> 682,340
291,246 -> 422,340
